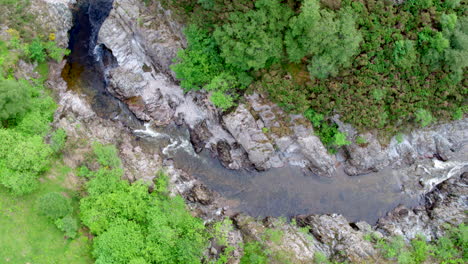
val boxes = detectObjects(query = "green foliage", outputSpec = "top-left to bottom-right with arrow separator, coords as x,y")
262,228 -> 284,244
44,41 -> 70,62
375,225 -> 467,264
36,192 -> 72,220
55,215 -> 79,239
92,142 -> 122,169
172,25 -> 224,90
355,136 -> 367,145
240,241 -> 268,264
0,78 -> 31,123
313,252 -> 329,264
93,219 -> 146,264
415,108 -> 433,127
304,109 -> 349,153
377,236 -> 405,259
213,218 -> 233,247
213,0 -> 292,71
0,129 -> 52,195
393,40 -> 417,69
285,0 -> 362,78
80,147 -> 209,264
27,38 -> 46,63
209,91 -> 234,110
50,128 -> 67,154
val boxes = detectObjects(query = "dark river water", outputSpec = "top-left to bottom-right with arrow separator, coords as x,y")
62,0 -> 420,224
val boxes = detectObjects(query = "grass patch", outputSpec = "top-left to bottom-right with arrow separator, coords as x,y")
0,164 -> 93,264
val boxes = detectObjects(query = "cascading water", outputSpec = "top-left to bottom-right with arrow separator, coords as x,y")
63,0 -> 422,223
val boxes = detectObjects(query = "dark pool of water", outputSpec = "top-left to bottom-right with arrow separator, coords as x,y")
64,0 -> 421,224
62,0 -> 141,129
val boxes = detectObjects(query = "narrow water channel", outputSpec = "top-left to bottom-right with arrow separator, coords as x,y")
62,0 -> 421,224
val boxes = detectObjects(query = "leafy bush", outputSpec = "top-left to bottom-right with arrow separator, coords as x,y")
0,129 -> 52,195
172,25 -> 224,90
92,142 -> 122,168
285,0 -> 362,78
55,215 -> 79,239
415,108 -> 433,127
27,39 -> 46,63
50,128 -> 67,154
36,192 -> 72,220
93,219 -> 146,264
0,79 -> 31,124
240,241 -> 268,264
213,0 -> 292,71
80,146 -> 210,264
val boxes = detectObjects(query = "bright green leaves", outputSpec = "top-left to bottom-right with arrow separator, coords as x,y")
93,219 -> 146,264
172,25 -> 224,90
393,40 -> 417,69
0,79 -> 30,123
27,39 -> 47,63
0,129 -> 52,195
213,0 -> 292,71
26,39 -> 69,63
172,25 -> 250,110
80,145 -> 209,264
285,0 -> 362,79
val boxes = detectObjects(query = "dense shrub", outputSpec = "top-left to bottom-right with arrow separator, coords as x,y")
36,192 -> 72,220
54,215 -> 79,239
213,0 -> 292,71
92,142 -> 122,169
0,79 -> 31,124
80,145 -> 210,264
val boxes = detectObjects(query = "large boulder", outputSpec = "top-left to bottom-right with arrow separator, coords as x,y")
223,104 -> 282,170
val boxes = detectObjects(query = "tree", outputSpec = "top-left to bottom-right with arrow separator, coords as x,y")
285,0 -> 362,79
55,215 -> 78,239
213,0 -> 292,71
171,25 -> 224,90
0,129 -> 52,195
393,40 -> 417,69
36,192 -> 72,220
0,79 -> 30,124
93,220 -> 146,264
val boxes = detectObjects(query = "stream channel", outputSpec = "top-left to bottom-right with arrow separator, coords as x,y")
61,0 -> 420,224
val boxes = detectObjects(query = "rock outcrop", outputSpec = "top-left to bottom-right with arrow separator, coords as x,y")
335,116 -> 468,176
34,0 -> 76,48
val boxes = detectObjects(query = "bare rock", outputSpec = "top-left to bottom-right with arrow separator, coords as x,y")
188,184 -> 214,205
297,214 -> 377,263
223,104 -> 281,170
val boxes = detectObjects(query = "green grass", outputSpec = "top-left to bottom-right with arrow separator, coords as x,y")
0,164 -> 93,264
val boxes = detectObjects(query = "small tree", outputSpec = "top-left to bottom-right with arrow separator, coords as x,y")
55,215 -> 78,239
0,79 -> 31,124
36,192 -> 72,220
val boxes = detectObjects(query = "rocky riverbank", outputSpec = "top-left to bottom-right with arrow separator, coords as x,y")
33,0 -> 467,263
